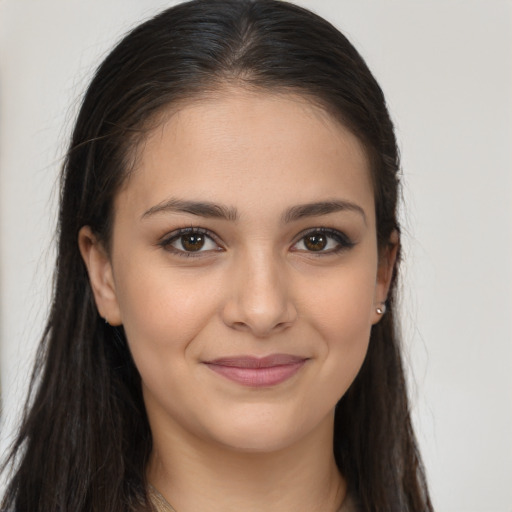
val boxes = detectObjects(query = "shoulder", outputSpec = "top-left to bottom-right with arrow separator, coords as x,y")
339,493 -> 361,512
147,485 -> 176,512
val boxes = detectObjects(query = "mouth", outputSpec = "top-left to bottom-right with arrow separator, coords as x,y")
203,354 -> 308,387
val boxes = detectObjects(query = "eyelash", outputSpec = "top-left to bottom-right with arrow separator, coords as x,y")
292,227 -> 355,255
158,226 -> 355,258
158,227 -> 222,258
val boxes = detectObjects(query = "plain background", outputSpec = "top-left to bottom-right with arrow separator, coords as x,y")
0,1 -> 511,510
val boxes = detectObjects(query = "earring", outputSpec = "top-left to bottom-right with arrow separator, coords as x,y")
104,317 -> 109,325
376,303 -> 387,315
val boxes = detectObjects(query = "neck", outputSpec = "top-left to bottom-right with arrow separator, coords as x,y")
147,414 -> 345,512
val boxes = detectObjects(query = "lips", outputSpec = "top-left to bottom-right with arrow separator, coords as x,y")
203,354 -> 308,387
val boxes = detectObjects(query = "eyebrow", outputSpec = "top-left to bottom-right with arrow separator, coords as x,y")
141,198 -> 239,221
141,198 -> 366,224
282,200 -> 367,224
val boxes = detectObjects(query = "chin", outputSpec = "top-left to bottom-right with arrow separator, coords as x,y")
216,428 -> 301,454
204,408 -> 326,455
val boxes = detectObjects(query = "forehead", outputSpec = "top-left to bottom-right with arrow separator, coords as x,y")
116,88 -> 375,223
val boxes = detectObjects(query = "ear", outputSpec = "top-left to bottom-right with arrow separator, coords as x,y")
78,226 -> 122,326
372,230 -> 399,325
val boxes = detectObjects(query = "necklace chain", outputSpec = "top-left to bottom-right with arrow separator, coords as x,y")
148,484 -> 355,512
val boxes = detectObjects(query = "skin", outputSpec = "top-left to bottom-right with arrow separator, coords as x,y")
79,88 -> 397,512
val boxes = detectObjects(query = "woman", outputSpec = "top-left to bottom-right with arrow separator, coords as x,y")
1,1 -> 433,511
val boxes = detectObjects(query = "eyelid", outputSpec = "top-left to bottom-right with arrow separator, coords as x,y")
290,227 -> 355,254
158,227 -> 224,257
157,226 -> 355,257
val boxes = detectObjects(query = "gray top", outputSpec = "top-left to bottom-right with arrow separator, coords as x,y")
148,485 -> 359,512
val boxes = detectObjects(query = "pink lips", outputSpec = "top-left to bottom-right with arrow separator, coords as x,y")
204,354 -> 307,387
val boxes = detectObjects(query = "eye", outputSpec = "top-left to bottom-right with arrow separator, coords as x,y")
159,228 -> 221,256
291,228 -> 354,254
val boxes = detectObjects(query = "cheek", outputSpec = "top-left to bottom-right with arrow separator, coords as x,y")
113,259 -> 221,365
297,256 -> 377,386
302,253 -> 376,333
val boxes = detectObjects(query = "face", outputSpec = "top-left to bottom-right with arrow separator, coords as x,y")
80,89 -> 395,453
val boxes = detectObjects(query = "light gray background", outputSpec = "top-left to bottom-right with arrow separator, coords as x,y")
1,1 -> 511,511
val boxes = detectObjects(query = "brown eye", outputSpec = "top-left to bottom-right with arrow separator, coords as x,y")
304,233 -> 327,251
180,233 -> 205,251
162,229 -> 220,256
291,228 -> 355,255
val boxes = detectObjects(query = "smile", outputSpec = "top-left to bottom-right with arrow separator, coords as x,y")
203,354 -> 308,387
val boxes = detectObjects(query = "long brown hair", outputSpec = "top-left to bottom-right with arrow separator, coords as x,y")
1,1 -> 433,510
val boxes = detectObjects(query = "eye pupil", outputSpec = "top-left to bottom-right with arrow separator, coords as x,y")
181,234 -> 205,251
304,233 -> 327,251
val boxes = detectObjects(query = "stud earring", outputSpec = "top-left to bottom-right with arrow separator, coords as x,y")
376,303 -> 387,315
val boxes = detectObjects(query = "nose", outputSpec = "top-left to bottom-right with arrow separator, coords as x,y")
221,250 -> 297,337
